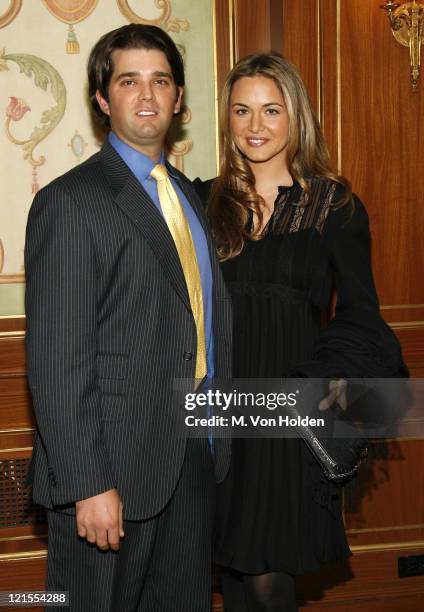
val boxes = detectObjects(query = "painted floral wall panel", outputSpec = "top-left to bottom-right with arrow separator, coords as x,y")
0,0 -> 217,315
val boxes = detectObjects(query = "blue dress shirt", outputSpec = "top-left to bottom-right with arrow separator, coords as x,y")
108,132 -> 215,379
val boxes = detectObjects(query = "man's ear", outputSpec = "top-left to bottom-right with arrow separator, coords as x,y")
95,90 -> 111,116
174,86 -> 184,114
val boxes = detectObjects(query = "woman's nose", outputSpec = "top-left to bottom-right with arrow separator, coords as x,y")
248,112 -> 264,133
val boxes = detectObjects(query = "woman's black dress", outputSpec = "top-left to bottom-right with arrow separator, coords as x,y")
195,177 -> 407,576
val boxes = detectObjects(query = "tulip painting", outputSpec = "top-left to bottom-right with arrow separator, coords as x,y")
6,96 -> 30,121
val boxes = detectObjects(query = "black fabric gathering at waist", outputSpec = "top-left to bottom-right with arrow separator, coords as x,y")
226,281 -> 311,305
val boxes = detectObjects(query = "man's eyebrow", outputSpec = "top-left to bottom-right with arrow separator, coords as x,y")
152,71 -> 173,79
114,70 -> 173,80
114,71 -> 139,80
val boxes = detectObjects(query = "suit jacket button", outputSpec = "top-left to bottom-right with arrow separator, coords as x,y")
48,468 -> 57,486
183,351 -> 193,361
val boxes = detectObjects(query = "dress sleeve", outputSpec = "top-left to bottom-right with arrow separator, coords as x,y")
291,194 -> 408,379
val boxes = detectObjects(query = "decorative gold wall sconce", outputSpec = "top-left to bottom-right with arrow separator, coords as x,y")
381,1 -> 424,91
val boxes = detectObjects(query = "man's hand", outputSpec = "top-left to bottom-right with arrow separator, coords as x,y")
76,488 -> 124,551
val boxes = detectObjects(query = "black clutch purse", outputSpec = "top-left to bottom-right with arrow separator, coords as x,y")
296,420 -> 368,483
285,391 -> 368,483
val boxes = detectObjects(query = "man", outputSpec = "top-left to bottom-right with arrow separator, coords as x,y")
25,24 -> 231,611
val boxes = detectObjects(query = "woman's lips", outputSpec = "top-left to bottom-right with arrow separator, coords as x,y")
246,137 -> 269,147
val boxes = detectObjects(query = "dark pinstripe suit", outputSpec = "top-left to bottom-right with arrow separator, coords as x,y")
25,141 -> 232,610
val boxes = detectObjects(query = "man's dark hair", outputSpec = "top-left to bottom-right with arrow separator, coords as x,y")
88,24 -> 185,128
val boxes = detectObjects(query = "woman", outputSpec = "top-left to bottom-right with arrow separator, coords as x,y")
195,53 -> 406,611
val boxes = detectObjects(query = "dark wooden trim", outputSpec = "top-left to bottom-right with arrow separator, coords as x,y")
0,317 -> 25,334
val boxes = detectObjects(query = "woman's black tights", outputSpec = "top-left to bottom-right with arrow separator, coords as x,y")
221,568 -> 298,611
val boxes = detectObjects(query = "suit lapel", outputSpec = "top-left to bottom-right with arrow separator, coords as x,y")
99,142 -> 191,311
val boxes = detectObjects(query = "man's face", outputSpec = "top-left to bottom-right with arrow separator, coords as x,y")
96,47 -> 183,160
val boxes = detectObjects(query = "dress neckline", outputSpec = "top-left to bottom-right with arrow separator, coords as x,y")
278,183 -> 295,193
277,179 -> 301,194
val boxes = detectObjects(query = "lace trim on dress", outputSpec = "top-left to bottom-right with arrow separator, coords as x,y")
270,178 -> 339,236
289,202 -> 305,233
316,182 -> 337,234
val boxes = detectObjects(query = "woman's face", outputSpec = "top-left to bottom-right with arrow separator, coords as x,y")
229,75 -> 290,168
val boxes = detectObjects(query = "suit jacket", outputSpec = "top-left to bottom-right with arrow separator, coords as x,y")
25,141 -> 232,520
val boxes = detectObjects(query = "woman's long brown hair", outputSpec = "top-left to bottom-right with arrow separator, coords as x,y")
208,53 -> 351,261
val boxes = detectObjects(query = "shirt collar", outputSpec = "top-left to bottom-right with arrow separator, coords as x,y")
108,131 -> 174,181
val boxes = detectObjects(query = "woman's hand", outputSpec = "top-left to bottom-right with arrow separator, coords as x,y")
318,378 -> 347,411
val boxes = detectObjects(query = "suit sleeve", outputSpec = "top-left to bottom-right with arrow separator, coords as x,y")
291,195 -> 408,378
25,183 -> 116,505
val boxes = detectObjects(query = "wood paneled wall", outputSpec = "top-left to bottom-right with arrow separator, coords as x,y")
0,318 -> 47,612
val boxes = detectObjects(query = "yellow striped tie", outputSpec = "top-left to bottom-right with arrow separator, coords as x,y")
150,164 -> 207,381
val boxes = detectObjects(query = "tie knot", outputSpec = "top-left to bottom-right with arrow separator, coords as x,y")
150,164 -> 169,182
